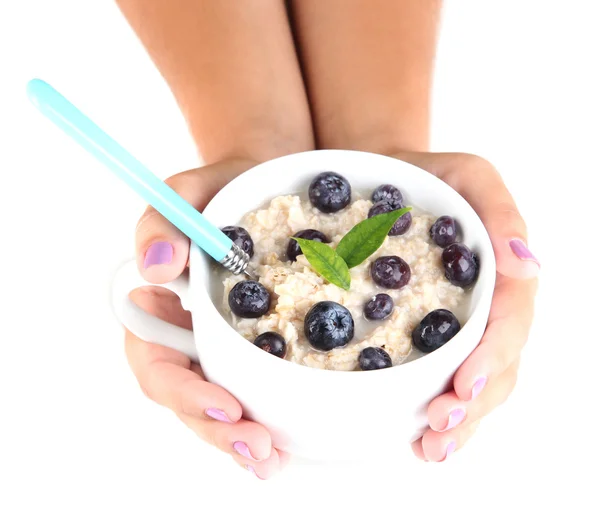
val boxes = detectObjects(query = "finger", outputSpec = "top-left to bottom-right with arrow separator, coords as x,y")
129,284 -> 193,331
453,275 -> 536,401
233,447 -> 285,480
422,363 -> 518,461
125,329 -> 243,423
420,420 -> 481,462
426,390 -> 467,433
392,151 -> 540,280
411,438 -> 427,461
136,159 -> 257,284
178,415 -> 273,463
428,358 -> 520,432
466,358 -> 520,421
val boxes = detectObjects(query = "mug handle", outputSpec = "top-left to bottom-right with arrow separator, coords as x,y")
110,259 -> 199,363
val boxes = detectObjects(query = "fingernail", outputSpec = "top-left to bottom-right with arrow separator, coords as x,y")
442,408 -> 466,432
245,465 -> 264,480
234,441 -> 261,461
205,408 -> 233,423
144,241 -> 173,269
509,239 -> 540,267
471,376 -> 487,400
444,441 -> 457,461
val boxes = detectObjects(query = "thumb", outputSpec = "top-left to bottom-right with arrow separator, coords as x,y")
136,159 -> 258,284
391,151 -> 540,280
481,206 -> 540,280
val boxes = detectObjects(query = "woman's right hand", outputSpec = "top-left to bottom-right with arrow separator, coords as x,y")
124,159 -> 288,480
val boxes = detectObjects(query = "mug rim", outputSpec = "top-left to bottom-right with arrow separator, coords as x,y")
189,149 -> 496,378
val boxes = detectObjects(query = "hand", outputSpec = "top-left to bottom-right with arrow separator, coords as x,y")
125,159 -> 289,479
392,151 -> 539,462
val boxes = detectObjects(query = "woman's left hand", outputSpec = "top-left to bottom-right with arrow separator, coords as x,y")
391,151 -> 540,462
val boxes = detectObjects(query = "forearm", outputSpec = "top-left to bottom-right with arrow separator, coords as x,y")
116,0 -> 314,164
291,0 -> 442,153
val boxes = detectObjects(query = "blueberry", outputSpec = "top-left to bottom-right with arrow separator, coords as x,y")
287,229 -> 330,262
370,256 -> 411,289
430,216 -> 458,248
442,243 -> 479,288
304,301 -> 354,351
254,332 -> 286,358
221,226 -> 254,258
358,347 -> 393,371
363,293 -> 394,320
372,184 -> 403,208
228,280 -> 270,318
412,309 -> 461,353
308,172 -> 352,213
368,201 -> 412,236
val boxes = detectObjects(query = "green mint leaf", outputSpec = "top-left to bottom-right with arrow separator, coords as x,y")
292,238 -> 351,290
335,207 -> 412,268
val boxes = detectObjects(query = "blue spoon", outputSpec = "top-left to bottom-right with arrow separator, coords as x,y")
26,78 -> 252,277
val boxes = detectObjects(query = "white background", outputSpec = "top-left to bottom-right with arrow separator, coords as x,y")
1,1 -> 599,510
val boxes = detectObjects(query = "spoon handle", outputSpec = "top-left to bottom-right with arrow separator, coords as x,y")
26,79 -> 244,269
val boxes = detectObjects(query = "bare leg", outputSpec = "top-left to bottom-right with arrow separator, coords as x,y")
117,0 -> 314,163
290,0 -> 441,153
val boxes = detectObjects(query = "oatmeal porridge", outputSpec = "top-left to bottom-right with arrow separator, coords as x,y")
219,173 -> 479,371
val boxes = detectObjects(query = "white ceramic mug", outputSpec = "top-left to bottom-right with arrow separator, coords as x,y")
111,150 -> 495,462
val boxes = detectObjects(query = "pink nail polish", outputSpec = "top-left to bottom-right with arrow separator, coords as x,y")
205,408 -> 233,423
144,241 -> 173,269
442,409 -> 466,432
444,441 -> 456,460
471,377 -> 487,400
509,239 -> 540,267
234,441 -> 260,461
